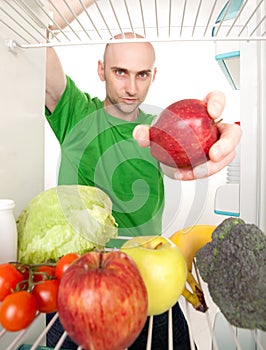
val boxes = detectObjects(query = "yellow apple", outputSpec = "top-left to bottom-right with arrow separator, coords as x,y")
121,235 -> 187,316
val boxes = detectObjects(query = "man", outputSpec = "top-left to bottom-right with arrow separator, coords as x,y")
45,3 -> 241,350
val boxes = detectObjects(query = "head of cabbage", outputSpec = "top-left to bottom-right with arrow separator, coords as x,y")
17,185 -> 118,264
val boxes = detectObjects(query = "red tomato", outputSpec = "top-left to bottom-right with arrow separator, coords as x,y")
55,253 -> 80,280
32,279 -> 59,313
33,265 -> 56,283
0,291 -> 37,331
0,264 -> 24,301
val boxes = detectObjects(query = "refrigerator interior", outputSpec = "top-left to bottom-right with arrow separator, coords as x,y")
0,0 -> 266,349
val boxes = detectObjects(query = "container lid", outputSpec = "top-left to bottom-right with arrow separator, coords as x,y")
0,199 -> 15,210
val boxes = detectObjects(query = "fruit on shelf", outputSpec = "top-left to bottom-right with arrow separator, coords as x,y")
182,271 -> 208,313
121,235 -> 187,316
0,263 -> 24,301
0,290 -> 38,331
55,252 -> 80,280
169,224 -> 216,271
150,99 -> 220,168
170,225 -> 216,313
57,251 -> 148,350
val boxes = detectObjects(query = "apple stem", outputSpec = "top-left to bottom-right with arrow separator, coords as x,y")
154,242 -> 163,250
99,251 -> 103,268
214,118 -> 223,126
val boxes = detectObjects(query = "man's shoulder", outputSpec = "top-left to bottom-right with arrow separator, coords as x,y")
66,75 -> 103,106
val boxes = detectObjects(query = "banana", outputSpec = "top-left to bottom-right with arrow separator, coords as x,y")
169,225 -> 216,312
169,224 -> 216,272
182,271 -> 208,312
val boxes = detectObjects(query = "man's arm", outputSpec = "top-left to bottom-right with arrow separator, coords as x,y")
45,48 -> 66,113
46,1 -> 96,112
48,0 -> 96,30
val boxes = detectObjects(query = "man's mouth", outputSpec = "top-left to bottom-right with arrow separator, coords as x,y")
121,98 -> 138,104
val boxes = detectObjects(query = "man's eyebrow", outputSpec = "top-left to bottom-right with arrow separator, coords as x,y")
111,67 -> 152,74
138,69 -> 152,74
111,66 -> 128,72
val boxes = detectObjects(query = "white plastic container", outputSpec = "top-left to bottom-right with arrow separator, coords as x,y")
0,199 -> 18,264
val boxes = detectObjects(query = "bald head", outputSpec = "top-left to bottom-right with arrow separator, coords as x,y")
103,32 -> 156,67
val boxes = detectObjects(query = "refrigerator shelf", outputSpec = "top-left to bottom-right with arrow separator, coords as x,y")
0,0 -> 265,49
0,260 -> 265,350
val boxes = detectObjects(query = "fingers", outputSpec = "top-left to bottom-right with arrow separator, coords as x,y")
174,151 -> 236,181
204,90 -> 226,119
132,124 -> 150,147
195,151 -> 236,179
209,123 -> 242,162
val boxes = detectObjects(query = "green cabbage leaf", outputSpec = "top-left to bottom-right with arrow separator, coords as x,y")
17,185 -> 118,264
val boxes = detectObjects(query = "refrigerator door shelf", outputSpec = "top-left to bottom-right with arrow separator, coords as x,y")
215,51 -> 240,90
214,183 -> 240,217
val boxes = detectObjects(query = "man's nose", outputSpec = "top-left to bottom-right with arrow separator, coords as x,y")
125,76 -> 137,95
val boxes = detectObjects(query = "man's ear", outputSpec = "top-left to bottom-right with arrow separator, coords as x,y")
152,67 -> 157,82
97,60 -> 105,81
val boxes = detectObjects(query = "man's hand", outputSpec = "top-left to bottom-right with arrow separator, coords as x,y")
133,91 -> 242,180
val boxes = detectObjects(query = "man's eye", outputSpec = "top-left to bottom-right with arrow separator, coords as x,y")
115,69 -> 125,76
138,72 -> 148,79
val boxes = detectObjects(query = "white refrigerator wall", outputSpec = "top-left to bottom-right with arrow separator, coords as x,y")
0,3 -> 47,347
0,7 -> 46,218
45,40 -> 241,232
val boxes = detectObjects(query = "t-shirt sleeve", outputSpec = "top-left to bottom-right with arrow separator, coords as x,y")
45,76 -> 102,144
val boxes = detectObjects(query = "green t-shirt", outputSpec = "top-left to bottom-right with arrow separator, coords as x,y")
45,76 -> 164,247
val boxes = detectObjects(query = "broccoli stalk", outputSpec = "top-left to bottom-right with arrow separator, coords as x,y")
196,217 -> 266,331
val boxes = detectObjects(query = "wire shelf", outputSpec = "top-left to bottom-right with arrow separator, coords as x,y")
0,0 -> 266,49
0,262 -> 265,350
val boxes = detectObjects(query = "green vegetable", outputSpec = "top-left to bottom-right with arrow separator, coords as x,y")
196,217 -> 266,331
17,185 -> 118,264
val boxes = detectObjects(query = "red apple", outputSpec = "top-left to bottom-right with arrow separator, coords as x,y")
150,99 -> 220,168
57,251 -> 148,350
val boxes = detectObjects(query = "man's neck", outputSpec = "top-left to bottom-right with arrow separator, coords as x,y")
103,101 -> 140,122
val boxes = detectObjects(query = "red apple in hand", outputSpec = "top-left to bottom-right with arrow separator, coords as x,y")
57,251 -> 148,350
150,99 -> 220,168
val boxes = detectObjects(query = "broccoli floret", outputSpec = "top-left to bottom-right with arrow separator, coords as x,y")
211,217 -> 245,240
196,217 -> 266,331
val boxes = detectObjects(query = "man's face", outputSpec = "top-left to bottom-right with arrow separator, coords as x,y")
98,41 -> 157,120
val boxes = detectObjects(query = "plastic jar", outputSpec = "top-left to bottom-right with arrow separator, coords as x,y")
0,199 -> 18,264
